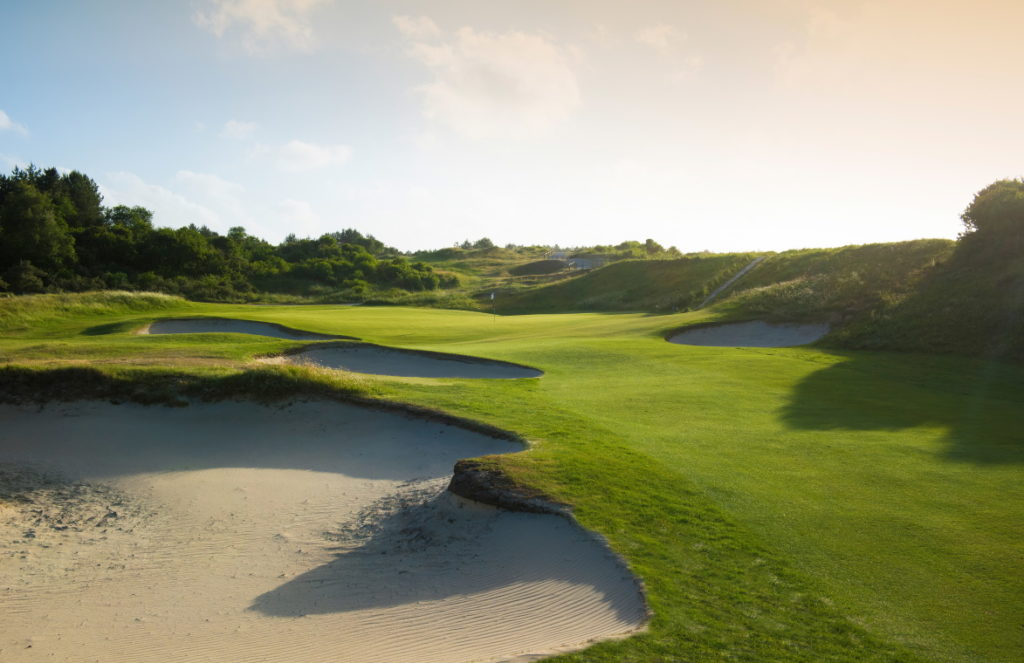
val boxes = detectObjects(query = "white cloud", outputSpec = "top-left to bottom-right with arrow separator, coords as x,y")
193,0 -> 330,53
220,119 -> 257,139
277,198 -> 322,236
276,139 -> 352,171
100,172 -> 222,229
399,23 -> 581,140
174,170 -> 250,223
0,110 -> 28,136
392,15 -> 440,41
635,24 -> 682,54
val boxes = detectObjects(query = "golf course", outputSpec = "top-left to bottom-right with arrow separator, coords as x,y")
1,281 -> 1021,662
4,3 -> 1023,658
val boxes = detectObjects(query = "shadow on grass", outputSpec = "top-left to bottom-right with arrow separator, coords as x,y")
779,351 -> 1024,464
81,320 -> 140,336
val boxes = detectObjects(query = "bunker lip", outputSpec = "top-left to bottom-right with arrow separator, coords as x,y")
0,398 -> 648,663
140,316 -> 358,341
269,341 -> 545,379
666,320 -> 831,348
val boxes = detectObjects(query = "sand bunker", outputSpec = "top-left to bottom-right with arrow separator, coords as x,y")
0,401 -> 644,663
145,317 -> 352,340
669,320 -> 830,347
281,344 -> 544,379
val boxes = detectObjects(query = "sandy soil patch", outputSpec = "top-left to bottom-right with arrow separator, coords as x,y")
0,401 -> 644,662
144,317 -> 351,340
668,320 -> 830,347
280,344 -> 544,379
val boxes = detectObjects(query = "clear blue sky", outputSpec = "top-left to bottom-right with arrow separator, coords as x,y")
2,1 -> 1021,252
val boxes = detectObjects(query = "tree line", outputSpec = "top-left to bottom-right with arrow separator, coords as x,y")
0,166 -> 455,300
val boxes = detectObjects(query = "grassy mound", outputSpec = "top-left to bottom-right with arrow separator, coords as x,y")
712,240 -> 955,323
499,253 -> 762,313
835,245 -> 1024,360
0,291 -> 188,334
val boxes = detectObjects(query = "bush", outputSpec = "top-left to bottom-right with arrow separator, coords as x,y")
3,260 -> 47,293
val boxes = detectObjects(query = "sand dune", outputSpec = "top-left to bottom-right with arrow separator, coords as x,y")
144,317 -> 352,340
281,344 -> 544,379
0,401 -> 645,662
668,320 -> 830,347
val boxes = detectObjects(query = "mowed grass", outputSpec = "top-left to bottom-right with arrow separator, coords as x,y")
1,293 -> 1021,662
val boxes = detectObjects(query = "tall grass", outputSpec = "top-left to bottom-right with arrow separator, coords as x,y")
0,291 -> 187,333
714,240 -> 955,323
499,253 -> 762,314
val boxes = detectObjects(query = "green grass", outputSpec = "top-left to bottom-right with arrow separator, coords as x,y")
1,293 -> 1022,662
713,240 -> 955,323
498,253 -> 763,314
832,245 -> 1024,360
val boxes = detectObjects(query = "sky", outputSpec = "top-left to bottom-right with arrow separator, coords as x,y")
1,0 -> 1022,253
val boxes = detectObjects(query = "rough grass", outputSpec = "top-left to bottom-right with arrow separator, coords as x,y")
833,245 -> 1024,360
0,291 -> 188,333
498,253 -> 763,314
0,363 -> 374,406
712,240 -> 954,323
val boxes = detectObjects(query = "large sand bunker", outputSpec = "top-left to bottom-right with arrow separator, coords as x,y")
668,320 -> 830,348
0,401 -> 644,663
145,317 -> 353,340
281,344 -> 544,379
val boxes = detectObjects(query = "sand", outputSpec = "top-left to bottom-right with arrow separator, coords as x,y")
668,320 -> 830,348
280,345 -> 544,379
0,401 -> 645,663
145,318 -> 350,341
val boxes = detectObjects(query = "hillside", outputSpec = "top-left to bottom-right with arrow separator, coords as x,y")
833,245 -> 1024,360
496,252 -> 763,314
713,240 -> 955,322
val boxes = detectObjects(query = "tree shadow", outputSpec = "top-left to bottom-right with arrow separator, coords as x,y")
249,491 -> 645,624
779,351 -> 1024,464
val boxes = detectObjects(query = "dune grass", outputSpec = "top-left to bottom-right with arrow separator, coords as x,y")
497,253 -> 764,314
1,294 -> 1021,662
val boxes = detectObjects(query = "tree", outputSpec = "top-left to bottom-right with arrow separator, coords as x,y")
644,238 -> 664,255
58,171 -> 104,229
0,180 -> 76,273
960,178 -> 1024,253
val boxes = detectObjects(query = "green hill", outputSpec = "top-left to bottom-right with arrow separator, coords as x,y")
713,240 -> 955,322
497,252 -> 763,314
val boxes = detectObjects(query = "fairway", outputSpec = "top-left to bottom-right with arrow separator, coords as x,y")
1,294 -> 1022,663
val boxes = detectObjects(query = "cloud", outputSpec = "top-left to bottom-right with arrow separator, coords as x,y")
399,22 -> 581,139
193,0 -> 330,53
277,198 -> 322,236
174,170 -> 249,222
635,24 -> 682,54
276,139 -> 352,171
773,2 -> 1024,101
221,119 -> 257,139
101,172 -> 222,229
0,110 -> 28,136
392,15 -> 440,41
